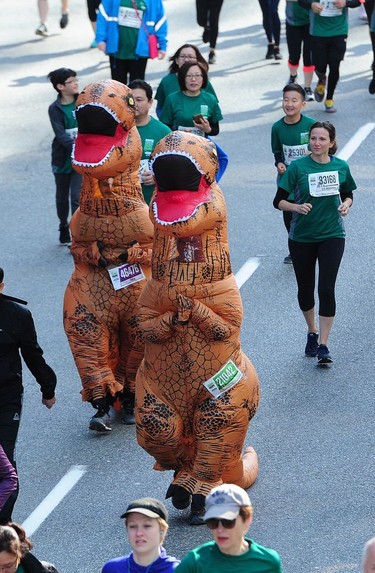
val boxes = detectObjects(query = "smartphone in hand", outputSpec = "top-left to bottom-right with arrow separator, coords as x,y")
193,114 -> 204,123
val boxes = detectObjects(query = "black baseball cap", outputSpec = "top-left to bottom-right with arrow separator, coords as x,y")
120,498 -> 168,521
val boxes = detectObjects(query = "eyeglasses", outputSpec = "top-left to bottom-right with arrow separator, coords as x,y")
185,74 -> 203,80
64,78 -> 79,85
178,55 -> 197,61
0,557 -> 19,572
205,518 -> 237,530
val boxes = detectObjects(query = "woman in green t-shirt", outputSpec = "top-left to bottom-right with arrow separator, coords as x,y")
273,121 -> 356,365
160,61 -> 223,137
155,43 -> 218,118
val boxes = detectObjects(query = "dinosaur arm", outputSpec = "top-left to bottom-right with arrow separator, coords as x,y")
181,295 -> 238,341
70,241 -> 104,266
138,308 -> 181,344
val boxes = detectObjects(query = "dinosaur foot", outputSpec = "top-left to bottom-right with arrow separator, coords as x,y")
165,484 -> 192,510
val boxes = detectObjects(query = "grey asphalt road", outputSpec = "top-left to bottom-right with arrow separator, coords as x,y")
1,1 -> 374,572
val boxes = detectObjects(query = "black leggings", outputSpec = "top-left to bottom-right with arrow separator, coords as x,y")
109,57 -> 148,84
196,0 -> 224,49
288,238 -> 345,317
311,35 -> 346,100
87,0 -> 100,22
258,0 -> 281,45
286,22 -> 312,67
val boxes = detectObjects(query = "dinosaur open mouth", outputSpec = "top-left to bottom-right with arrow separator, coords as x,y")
72,103 -> 128,167
152,181 -> 211,224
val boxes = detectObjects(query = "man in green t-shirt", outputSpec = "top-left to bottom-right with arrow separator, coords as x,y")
176,484 -> 282,573
128,79 -> 171,205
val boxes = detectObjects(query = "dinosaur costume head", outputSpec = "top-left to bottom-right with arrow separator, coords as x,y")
150,132 -> 218,225
72,79 -> 139,180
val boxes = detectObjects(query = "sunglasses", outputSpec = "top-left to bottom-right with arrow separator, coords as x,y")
205,518 -> 237,530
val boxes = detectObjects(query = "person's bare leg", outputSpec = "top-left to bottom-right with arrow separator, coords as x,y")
302,308 -> 318,334
318,315 -> 334,346
37,0 -> 49,24
61,0 -> 69,14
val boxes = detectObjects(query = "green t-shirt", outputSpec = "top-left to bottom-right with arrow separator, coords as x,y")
137,116 -> 171,204
286,0 -> 310,26
56,100 -> 77,174
116,0 -> 146,60
279,154 -> 356,242
175,538 -> 282,573
271,114 -> 316,166
308,1 -> 351,36
155,73 -> 219,110
160,90 -> 223,136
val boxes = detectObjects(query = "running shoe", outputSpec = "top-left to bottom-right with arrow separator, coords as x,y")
208,50 -> 216,65
314,82 -> 326,103
89,410 -> 111,432
369,77 -> 375,94
274,46 -> 282,60
266,43 -> 275,59
35,23 -> 48,36
189,494 -> 206,526
305,332 -> 319,357
317,344 -> 333,365
59,224 -> 71,245
283,254 -> 293,264
288,75 -> 297,85
304,87 -> 315,102
60,13 -> 69,29
90,39 -> 98,49
324,99 -> 337,113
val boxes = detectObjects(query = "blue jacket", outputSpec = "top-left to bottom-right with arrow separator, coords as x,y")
96,0 -> 167,57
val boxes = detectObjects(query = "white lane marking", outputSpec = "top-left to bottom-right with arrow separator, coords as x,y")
337,123 -> 375,161
22,465 -> 87,537
235,257 -> 260,289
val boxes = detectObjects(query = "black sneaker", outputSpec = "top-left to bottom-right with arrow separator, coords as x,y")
288,75 -> 297,85
60,13 -> 69,28
59,224 -> 71,245
273,45 -> 282,60
317,344 -> 333,365
166,484 -> 192,509
369,77 -> 375,95
121,391 -> 135,425
89,410 -> 111,432
283,254 -> 293,264
305,332 -> 319,357
189,494 -> 206,526
208,51 -> 216,65
304,87 -> 315,102
265,43 -> 275,59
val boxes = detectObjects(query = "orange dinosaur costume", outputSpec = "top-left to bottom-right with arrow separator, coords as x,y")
135,132 -> 260,524
63,80 -> 153,432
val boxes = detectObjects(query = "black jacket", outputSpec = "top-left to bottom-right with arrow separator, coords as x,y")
48,94 -> 78,168
0,294 -> 56,409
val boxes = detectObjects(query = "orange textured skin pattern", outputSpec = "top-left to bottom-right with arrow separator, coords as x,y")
135,132 -> 260,496
63,80 -> 153,403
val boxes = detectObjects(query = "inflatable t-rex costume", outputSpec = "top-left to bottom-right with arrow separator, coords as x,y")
63,80 -> 153,432
135,132 -> 260,525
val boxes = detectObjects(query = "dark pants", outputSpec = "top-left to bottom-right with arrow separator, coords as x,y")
53,171 -> 81,227
196,0 -> 224,49
0,408 -> 21,523
109,57 -> 148,84
87,0 -> 100,22
286,22 -> 312,67
289,238 -> 345,317
311,35 -> 347,100
258,0 -> 281,46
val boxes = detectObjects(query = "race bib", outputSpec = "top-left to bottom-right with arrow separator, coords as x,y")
139,159 -> 150,183
283,143 -> 309,165
143,138 -> 154,158
118,6 -> 142,28
107,263 -> 145,291
204,359 -> 243,399
308,171 -> 340,197
178,126 -> 204,137
320,0 -> 342,17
